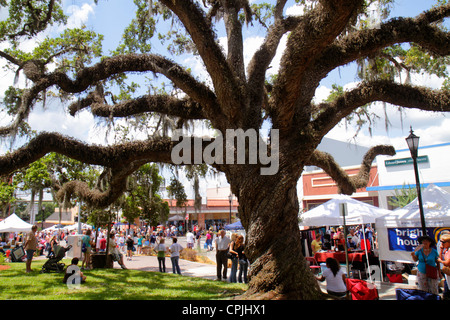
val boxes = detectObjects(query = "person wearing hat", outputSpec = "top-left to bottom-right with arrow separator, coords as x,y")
411,235 -> 441,295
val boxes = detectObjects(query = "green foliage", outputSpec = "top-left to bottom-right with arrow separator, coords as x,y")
0,178 -> 16,215
167,177 -> 187,209
113,0 -> 156,55
388,184 -> 418,209
0,0 -> 67,42
120,163 -> 169,226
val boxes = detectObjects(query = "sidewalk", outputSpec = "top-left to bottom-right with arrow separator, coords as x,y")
113,249 -> 415,300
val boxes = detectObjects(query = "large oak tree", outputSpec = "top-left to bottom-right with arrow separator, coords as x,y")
1,0 -> 450,299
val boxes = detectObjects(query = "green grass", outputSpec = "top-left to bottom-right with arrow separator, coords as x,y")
0,259 -> 247,300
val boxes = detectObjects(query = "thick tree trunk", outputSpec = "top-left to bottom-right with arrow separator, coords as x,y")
228,165 -> 324,300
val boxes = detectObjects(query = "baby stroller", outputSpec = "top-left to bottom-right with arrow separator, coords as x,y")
41,245 -> 72,273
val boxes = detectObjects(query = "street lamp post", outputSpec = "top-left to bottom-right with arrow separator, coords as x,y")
405,127 -> 427,236
228,194 -> 232,224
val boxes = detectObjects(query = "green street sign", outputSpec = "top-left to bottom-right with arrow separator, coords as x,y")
385,155 -> 429,167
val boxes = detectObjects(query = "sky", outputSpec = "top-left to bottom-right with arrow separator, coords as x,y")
0,0 -> 449,196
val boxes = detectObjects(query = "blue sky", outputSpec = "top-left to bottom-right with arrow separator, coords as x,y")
1,0 -> 449,152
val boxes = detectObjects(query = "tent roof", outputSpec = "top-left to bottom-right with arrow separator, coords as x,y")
0,214 -> 33,233
300,194 -> 391,226
168,214 -> 185,221
375,184 -> 450,228
224,220 -> 244,230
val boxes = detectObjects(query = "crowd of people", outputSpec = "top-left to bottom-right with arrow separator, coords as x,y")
0,222 -> 249,285
308,225 -> 450,300
310,225 -> 375,255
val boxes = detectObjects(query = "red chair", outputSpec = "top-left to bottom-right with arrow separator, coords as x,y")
306,257 -> 321,275
346,278 -> 379,300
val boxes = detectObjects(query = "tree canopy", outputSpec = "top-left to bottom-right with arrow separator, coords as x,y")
0,0 -> 449,299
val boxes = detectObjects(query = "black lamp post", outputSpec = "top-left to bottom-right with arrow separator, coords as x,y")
405,127 -> 427,236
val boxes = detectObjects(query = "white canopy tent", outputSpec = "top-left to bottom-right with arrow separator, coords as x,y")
375,184 -> 450,263
299,194 -> 391,227
299,195 -> 391,282
168,214 -> 185,221
0,214 -> 33,233
64,223 -> 92,231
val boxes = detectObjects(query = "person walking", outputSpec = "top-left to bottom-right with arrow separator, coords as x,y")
126,235 -> 134,261
214,230 -> 231,281
186,229 -> 195,249
155,238 -> 167,272
81,229 -> 94,270
235,235 -> 248,283
169,237 -> 184,275
228,233 -> 239,283
24,225 -> 38,273
411,235 -> 441,295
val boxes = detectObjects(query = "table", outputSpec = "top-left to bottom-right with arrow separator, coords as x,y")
314,251 -> 367,264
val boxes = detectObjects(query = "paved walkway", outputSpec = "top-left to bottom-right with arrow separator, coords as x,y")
114,254 -> 420,300
110,236 -> 419,300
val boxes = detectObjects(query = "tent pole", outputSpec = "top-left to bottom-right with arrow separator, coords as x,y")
340,204 -> 350,279
363,226 -> 373,283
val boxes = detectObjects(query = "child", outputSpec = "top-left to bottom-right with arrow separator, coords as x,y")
63,258 -> 86,285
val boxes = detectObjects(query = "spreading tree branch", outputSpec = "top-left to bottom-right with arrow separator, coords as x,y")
270,0 -> 364,131
159,0 -> 245,123
310,80 -> 450,138
317,3 -> 450,78
306,145 -> 396,195
0,53 -> 220,136
69,90 -> 206,120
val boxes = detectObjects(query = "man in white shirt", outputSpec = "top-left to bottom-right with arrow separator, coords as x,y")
186,230 -> 195,249
169,237 -> 184,275
214,230 -> 231,281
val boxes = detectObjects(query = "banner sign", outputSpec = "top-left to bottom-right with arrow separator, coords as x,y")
387,227 -> 450,251
385,155 -> 428,167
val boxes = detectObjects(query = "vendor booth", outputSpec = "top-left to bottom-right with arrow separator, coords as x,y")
300,195 -> 391,281
300,194 -> 391,226
0,214 -> 33,262
0,214 -> 33,233
375,184 -> 450,263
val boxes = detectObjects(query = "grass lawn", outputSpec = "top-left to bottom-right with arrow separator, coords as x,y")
0,259 -> 247,300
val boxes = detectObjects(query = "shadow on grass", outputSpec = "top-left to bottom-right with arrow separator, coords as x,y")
0,259 -> 247,300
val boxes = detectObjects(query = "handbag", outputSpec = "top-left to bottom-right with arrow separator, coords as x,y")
426,264 -> 438,279
422,249 -> 438,279
425,264 -> 438,279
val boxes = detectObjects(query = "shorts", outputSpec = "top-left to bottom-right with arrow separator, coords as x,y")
112,252 -> 123,262
26,250 -> 35,260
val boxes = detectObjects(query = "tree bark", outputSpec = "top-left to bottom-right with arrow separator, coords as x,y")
226,157 -> 323,299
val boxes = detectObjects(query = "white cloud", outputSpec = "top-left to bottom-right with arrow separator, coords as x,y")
64,3 -> 96,30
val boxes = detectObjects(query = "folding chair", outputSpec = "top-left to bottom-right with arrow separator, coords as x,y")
305,257 -> 321,275
346,278 -> 379,300
396,289 -> 441,300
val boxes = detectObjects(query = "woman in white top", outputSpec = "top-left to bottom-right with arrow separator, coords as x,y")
316,257 -> 347,298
